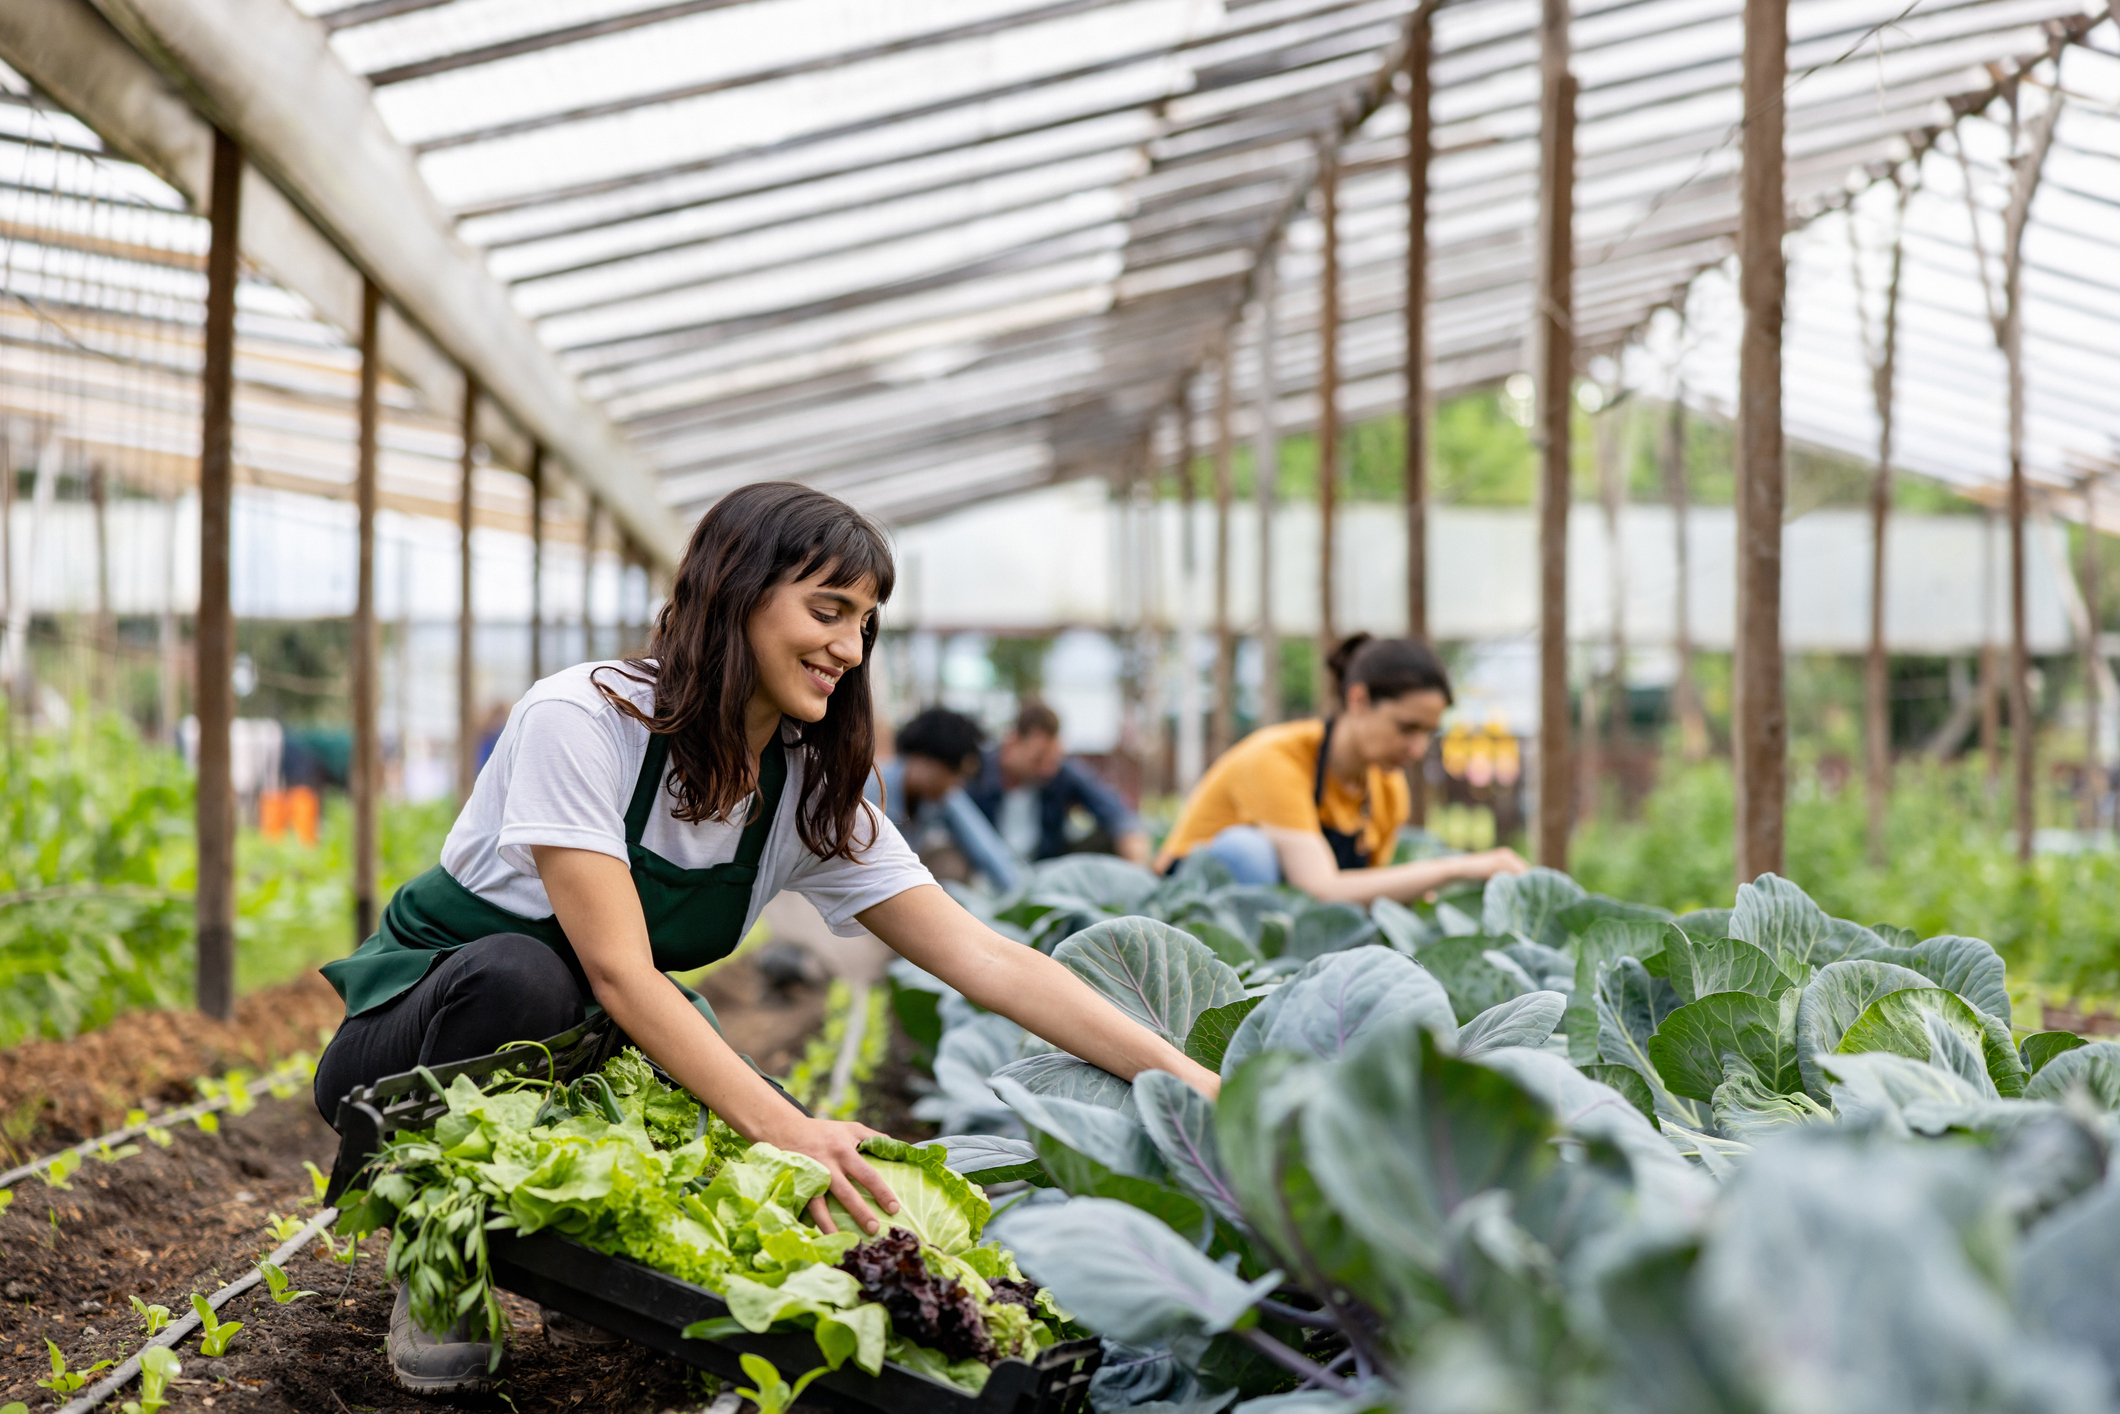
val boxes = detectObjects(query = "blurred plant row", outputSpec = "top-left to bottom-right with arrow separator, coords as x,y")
0,708 -> 450,1049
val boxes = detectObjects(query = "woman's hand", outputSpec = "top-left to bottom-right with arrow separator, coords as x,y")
749,1110 -> 903,1238
1451,847 -> 1530,883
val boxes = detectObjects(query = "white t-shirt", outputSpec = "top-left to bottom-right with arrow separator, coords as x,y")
441,661 -> 932,941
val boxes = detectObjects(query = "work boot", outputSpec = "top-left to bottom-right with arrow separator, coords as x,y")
388,1283 -> 497,1393
540,1305 -> 625,1348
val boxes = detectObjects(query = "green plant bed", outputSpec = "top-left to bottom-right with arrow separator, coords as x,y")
1571,757 -> 2120,996
0,709 -> 451,1047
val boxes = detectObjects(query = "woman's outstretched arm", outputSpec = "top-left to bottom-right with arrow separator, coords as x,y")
1263,827 -> 1527,905
857,884 -> 1222,1099
532,845 -> 902,1237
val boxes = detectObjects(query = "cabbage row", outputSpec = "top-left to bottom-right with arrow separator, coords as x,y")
335,1048 -> 1076,1393
895,856 -> 2120,1414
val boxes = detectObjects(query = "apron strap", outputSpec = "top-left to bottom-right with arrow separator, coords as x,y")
623,727 -> 789,866
624,732 -> 670,848
1313,717 -> 1335,808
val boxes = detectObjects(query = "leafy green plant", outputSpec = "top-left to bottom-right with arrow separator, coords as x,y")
129,1294 -> 171,1336
126,1108 -> 173,1148
339,1048 -> 1063,1388
41,1149 -> 79,1189
189,1293 -> 242,1356
257,1260 -> 316,1304
302,1160 -> 329,1205
906,859 -> 2120,1412
733,1353 -> 829,1414
265,1212 -> 305,1242
36,1338 -> 113,1393
119,1346 -> 179,1414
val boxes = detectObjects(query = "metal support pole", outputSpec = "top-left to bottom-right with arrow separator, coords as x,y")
1212,352 -> 1236,759
1863,178 -> 1908,866
1317,151 -> 1341,681
1733,0 -> 1788,885
1532,0 -> 1575,871
89,461 -> 113,708
1254,258 -> 1282,726
456,377 -> 477,802
2083,476 -> 2101,832
195,128 -> 242,1023
1666,387 -> 1706,761
529,444 -> 546,683
582,495 -> 601,664
1176,386 -> 1203,789
352,278 -> 381,946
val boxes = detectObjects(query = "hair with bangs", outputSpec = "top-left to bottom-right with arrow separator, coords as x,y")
596,482 -> 895,861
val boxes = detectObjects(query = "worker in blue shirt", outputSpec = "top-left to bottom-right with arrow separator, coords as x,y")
965,702 -> 1151,865
867,707 -> 1024,893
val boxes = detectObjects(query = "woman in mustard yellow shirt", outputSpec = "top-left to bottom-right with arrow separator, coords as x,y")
1155,634 -> 1527,902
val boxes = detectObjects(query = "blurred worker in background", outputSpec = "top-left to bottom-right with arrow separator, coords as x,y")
1153,634 -> 1527,901
868,706 -> 1023,892
966,701 -> 1151,865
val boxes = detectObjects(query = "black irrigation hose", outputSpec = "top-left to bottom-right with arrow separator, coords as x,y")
53,1206 -> 340,1414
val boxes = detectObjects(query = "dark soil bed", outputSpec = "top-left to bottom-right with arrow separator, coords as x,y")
0,954 -> 927,1414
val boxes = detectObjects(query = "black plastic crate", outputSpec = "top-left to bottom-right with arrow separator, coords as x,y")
322,1017 -> 1101,1414
491,1226 -> 1100,1414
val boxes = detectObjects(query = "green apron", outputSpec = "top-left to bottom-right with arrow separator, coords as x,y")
321,733 -> 787,1027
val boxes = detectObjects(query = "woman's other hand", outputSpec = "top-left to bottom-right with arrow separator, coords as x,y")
1455,847 -> 1530,883
752,1111 -> 903,1237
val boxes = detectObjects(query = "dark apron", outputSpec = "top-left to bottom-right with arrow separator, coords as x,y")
1313,717 -> 1371,871
321,732 -> 787,1027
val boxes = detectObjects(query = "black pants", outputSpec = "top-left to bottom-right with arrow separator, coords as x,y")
313,933 -> 584,1132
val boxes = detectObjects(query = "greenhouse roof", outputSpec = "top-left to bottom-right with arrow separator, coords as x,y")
3,0 -> 2117,532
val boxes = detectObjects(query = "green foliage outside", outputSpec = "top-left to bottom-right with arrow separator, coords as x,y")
1571,757 -> 2120,1000
0,707 -> 451,1048
1177,388 -> 1975,517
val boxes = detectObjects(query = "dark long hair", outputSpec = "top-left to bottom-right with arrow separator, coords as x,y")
1325,633 -> 1453,710
596,482 -> 895,861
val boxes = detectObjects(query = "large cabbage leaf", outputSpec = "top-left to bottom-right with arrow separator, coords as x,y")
1053,916 -> 1247,1048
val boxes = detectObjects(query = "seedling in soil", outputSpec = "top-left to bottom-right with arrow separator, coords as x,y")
5,1399 -> 28,1414
127,1108 -> 173,1148
266,1212 -> 306,1242
0,1188 -> 13,1214
130,1295 -> 172,1336
258,1261 -> 316,1305
223,1070 -> 256,1117
733,1354 -> 827,1414
36,1337 -> 115,1393
42,1149 -> 80,1189
95,1140 -> 142,1164
194,1110 -> 219,1135
190,1294 -> 243,1356
303,1161 -> 330,1205
120,1345 -> 180,1414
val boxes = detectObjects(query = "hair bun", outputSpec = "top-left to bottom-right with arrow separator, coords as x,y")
1326,633 -> 1373,686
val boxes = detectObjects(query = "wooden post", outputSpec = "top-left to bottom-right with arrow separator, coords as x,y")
1860,177 -> 1909,865
528,445 -> 546,683
1316,150 -> 1341,683
1253,257 -> 1282,726
89,461 -> 113,709
195,128 -> 242,1023
2083,476 -> 2101,831
1212,353 -> 1236,758
1666,387 -> 1706,760
457,377 -> 478,802
1733,0 -> 1788,886
1532,0 -> 1575,871
352,278 -> 381,946
582,495 -> 601,664
1404,9 -> 1432,826
1404,14 -> 1431,647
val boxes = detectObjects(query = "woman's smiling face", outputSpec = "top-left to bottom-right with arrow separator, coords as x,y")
745,567 -> 879,723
